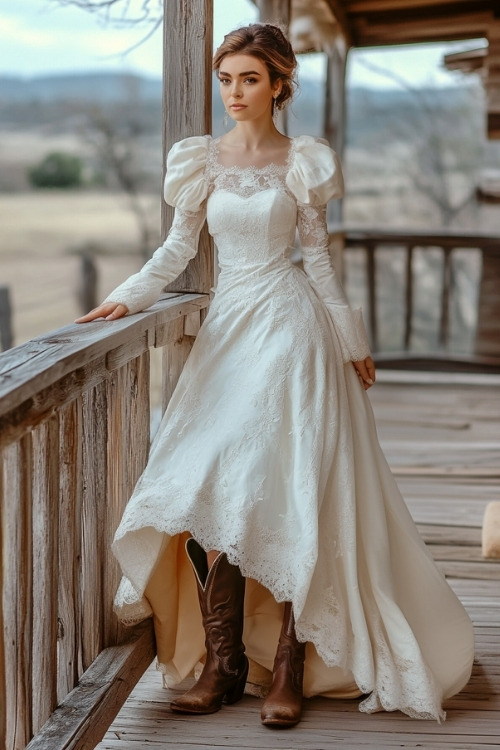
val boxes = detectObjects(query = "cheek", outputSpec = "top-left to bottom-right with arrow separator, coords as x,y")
250,86 -> 272,107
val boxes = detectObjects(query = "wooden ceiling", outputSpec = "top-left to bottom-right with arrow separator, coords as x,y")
321,1 -> 500,138
325,1 -> 499,48
256,0 -> 500,137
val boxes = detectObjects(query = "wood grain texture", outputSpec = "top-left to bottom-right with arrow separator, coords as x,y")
2,437 -> 33,749
104,353 -> 150,646
162,0 -> 214,294
0,293 -> 208,420
57,399 -> 84,703
0,293 -> 210,748
80,382 -> 108,670
25,622 -> 155,750
94,373 -> 500,750
31,418 -> 60,734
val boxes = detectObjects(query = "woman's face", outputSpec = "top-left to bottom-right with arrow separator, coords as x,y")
218,53 -> 281,124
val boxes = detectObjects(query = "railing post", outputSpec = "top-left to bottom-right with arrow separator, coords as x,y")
0,286 -> 13,351
404,245 -> 415,351
440,247 -> 453,348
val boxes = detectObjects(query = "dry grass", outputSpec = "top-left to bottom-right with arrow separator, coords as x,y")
0,190 -> 159,346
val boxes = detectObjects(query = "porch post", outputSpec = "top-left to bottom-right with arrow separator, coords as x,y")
324,35 -> 347,223
162,0 -> 214,294
486,21 -> 500,138
257,0 -> 291,134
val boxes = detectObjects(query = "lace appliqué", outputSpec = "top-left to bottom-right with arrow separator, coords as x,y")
103,206 -> 206,315
297,204 -> 371,363
205,137 -> 295,200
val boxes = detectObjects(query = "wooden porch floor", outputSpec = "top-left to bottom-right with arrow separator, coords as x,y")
96,371 -> 500,749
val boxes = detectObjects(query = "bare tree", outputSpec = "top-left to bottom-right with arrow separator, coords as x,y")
51,0 -> 162,47
352,57 -> 483,227
81,103 -> 158,261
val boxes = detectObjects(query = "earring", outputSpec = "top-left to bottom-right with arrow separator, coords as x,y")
223,111 -> 230,130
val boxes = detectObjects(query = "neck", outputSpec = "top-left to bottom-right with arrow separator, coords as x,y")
228,115 -> 284,150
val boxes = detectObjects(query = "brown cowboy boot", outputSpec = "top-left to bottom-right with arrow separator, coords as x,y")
261,601 -> 306,728
170,538 -> 248,714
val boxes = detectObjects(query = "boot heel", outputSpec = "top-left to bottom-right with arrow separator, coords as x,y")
224,657 -> 249,704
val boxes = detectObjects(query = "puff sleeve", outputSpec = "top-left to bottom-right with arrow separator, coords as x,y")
102,136 -> 210,315
287,136 -> 371,363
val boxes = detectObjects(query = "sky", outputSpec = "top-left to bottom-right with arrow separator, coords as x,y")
0,0 -> 485,89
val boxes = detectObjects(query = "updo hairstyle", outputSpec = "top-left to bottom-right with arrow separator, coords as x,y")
212,24 -> 298,111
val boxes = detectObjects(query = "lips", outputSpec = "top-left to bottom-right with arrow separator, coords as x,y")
230,104 -> 247,110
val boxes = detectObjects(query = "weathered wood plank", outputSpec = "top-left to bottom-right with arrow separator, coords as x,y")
57,399 -> 84,702
0,293 -> 209,418
2,437 -> 33,749
80,382 -> 108,670
31,418 -> 60,734
93,371 -> 500,749
26,622 -> 155,750
416,524 -> 482,546
104,353 -> 150,646
105,332 -> 151,373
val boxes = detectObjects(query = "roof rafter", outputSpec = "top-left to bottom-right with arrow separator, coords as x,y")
323,0 -> 355,45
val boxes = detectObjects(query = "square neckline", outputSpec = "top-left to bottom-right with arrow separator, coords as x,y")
209,136 -> 296,175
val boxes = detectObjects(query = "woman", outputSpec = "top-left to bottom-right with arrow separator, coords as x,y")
77,24 -> 474,728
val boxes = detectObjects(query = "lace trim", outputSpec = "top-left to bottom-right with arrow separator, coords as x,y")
327,306 -> 371,363
113,576 -> 153,625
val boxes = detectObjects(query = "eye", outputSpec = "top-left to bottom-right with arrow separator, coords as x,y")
244,77 -> 257,84
218,76 -> 231,85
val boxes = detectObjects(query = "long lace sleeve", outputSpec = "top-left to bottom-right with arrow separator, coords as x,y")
102,205 -> 206,315
297,203 -> 371,363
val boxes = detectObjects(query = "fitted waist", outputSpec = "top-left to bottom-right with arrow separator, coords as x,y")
217,254 -> 293,282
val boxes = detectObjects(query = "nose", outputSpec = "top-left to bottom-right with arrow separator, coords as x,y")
230,81 -> 242,98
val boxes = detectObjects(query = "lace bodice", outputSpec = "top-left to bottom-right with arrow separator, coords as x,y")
104,135 -> 371,363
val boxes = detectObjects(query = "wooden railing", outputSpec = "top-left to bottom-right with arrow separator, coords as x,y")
0,292 -> 209,750
335,228 -> 500,369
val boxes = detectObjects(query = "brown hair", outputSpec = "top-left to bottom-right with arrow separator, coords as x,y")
213,24 -> 298,111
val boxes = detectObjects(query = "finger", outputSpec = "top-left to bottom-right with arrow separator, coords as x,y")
105,305 -> 128,320
75,309 -> 104,323
355,362 -> 373,386
75,304 -> 116,324
366,357 -> 376,383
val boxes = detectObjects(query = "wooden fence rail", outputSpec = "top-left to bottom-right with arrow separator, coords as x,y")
338,228 -> 500,367
0,292 -> 209,750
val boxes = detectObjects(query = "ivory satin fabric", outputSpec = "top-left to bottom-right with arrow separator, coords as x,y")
107,136 -> 474,721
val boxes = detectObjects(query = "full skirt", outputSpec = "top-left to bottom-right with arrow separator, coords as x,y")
112,263 -> 474,721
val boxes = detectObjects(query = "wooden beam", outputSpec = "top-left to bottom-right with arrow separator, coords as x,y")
325,0 -> 354,46
324,39 -> 347,224
353,9 -> 495,47
345,0 -> 485,12
162,0 -> 214,295
26,622 -> 155,750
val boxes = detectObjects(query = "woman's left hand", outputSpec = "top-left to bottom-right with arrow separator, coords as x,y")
352,356 -> 376,390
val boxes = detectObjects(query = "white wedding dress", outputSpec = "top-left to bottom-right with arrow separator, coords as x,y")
106,135 -> 474,721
